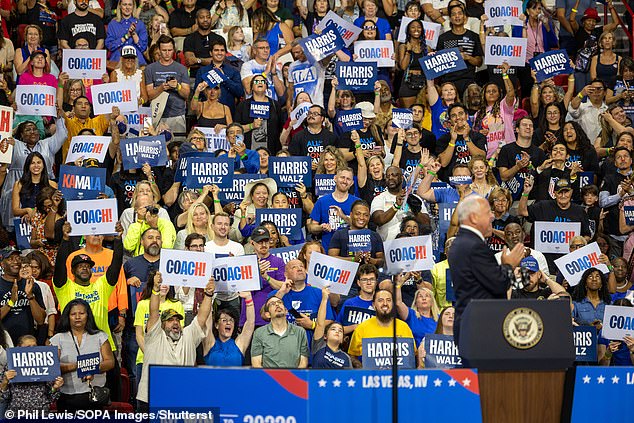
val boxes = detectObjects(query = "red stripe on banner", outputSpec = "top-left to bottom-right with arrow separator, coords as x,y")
443,369 -> 480,395
263,370 -> 309,399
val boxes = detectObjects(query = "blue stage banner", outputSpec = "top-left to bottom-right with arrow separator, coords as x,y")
270,244 -> 304,264
149,367 -> 483,422
424,334 -> 462,368
255,208 -> 303,240
184,156 -> 234,189
335,62 -> 377,92
269,157 -> 312,188
218,173 -> 265,204
573,326 -> 598,362
59,165 -> 106,200
419,48 -> 467,80
13,218 -> 32,250
529,49 -> 573,83
571,366 -> 634,423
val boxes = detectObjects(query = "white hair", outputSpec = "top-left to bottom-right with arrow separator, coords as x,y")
456,195 -> 486,224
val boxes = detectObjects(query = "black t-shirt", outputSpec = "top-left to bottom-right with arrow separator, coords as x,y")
585,204 -> 601,240
436,29 -> 483,82
183,31 -> 225,76
497,142 -> 546,200
288,127 -> 337,165
328,227 -> 384,258
109,171 -> 147,217
600,172 -> 628,236
565,146 -> 600,175
235,98 -> 283,154
435,130 -> 487,180
26,4 -> 57,47
0,278 -> 45,344
337,127 -> 385,171
359,177 -> 387,206
488,213 -> 521,252
535,167 -> 577,201
168,7 -> 197,30
57,12 -> 106,49
511,286 -> 553,300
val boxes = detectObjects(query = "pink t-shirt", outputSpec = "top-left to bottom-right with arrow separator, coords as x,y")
18,72 -> 57,89
477,97 -> 517,158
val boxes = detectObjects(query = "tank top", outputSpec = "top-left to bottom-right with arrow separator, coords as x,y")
265,23 -> 284,57
197,105 -> 228,128
407,50 -> 424,71
595,52 -> 619,90
19,182 -> 44,210
204,338 -> 244,366
114,68 -> 144,99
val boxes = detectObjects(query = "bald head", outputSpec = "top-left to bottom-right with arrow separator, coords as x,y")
285,259 -> 306,282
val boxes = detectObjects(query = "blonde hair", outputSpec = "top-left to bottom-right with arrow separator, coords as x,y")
316,145 -> 347,174
115,0 -> 135,21
185,203 -> 214,239
411,287 -> 440,321
131,181 -> 159,207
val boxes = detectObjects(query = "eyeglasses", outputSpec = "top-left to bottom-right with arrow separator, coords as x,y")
493,198 -> 508,203
405,132 -> 420,138
70,88 -> 83,93
307,111 -> 321,117
253,79 -> 267,85
219,317 -> 235,324
359,277 -> 377,283
190,136 -> 205,142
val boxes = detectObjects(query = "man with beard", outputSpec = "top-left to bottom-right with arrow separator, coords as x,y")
494,222 -> 550,277
0,250 -> 45,344
347,289 -> 415,366
251,295 -> 309,368
136,272 -> 215,410
183,8 -> 224,76
288,105 -> 338,170
371,166 -> 430,241
124,194 -> 176,256
509,257 -> 566,300
57,0 -> 106,49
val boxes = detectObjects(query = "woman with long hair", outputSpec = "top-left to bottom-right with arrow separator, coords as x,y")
434,306 -> 455,335
468,155 -> 497,198
12,152 -> 56,222
173,203 -> 214,250
535,102 -> 565,154
395,278 -> 439,345
227,26 -> 251,62
110,43 -> 148,106
263,0 -> 293,30
281,92 -> 312,147
572,268 -> 612,328
58,79 -> 86,113
397,19 -> 427,108
210,0 -> 250,31
300,0 -> 331,35
251,7 -> 294,61
13,25 -> 51,77
49,299 -> 114,412
105,0 -> 149,66
146,14 -> 170,55
192,82 -> 233,132
595,104 -> 632,158
530,79 -> 573,124
28,187 -> 64,264
590,31 -> 621,91
298,240 -> 324,269
235,178 -> 277,240
358,155 -> 387,206
606,56 -> 634,112
316,145 -> 348,175
562,121 -> 600,177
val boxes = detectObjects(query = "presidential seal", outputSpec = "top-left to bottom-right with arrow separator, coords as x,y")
502,308 -> 544,350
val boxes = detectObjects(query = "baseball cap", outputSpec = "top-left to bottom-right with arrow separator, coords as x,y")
581,8 -> 599,22
122,46 -> 137,58
251,226 -> 271,242
520,256 -> 540,273
83,158 -> 100,168
71,254 -> 95,269
29,50 -> 46,61
0,249 -> 20,261
357,102 -> 376,119
161,309 -> 184,322
554,179 -> 572,193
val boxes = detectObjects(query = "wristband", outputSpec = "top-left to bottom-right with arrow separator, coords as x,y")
267,275 -> 271,282
571,8 -> 577,12
311,321 -> 317,330
607,147 -> 613,155
249,123 -> 254,130
355,144 -> 362,149
449,143 -> 455,148
240,153 -> 248,160
502,75 -> 509,80
608,265 -> 614,271
521,193 -> 529,197
245,299 -> 254,305
177,83 -> 182,91
216,10 -> 222,15
204,291 -> 214,298
192,95 -> 199,100
152,291 -> 160,296
393,204 -> 401,211
240,215 -> 246,220
427,170 -> 437,177
58,82 -> 64,89
577,92 -> 584,99
417,163 -> 424,169
214,199 -> 221,203
6,300 -> 14,308
375,92 -> 380,96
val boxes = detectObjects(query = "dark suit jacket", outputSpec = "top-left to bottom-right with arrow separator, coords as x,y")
449,226 -> 511,344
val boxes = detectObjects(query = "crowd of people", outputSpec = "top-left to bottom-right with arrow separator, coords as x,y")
0,0 -> 633,414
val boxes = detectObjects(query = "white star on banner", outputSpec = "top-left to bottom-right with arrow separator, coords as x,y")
318,379 -> 327,388
582,375 -> 591,384
448,379 -> 457,387
597,375 -> 605,384
347,379 -> 356,387
433,378 -> 442,387
333,379 -> 342,388
462,378 -> 471,387
612,375 -> 620,384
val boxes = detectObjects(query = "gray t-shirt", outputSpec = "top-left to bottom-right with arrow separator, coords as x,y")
144,61 -> 189,118
251,323 -> 308,368
50,331 -> 109,395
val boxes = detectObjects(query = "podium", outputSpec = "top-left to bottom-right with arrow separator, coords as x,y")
459,299 -> 575,423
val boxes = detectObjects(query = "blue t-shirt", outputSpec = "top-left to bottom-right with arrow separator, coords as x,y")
312,341 -> 352,369
430,100 -> 449,139
123,256 -> 160,317
405,307 -> 437,346
204,338 -> 244,367
310,193 -> 360,250
433,186 -> 460,204
336,296 -> 375,325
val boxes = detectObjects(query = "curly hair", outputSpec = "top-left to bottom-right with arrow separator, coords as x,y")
571,268 -> 612,305
473,82 -> 503,132
316,145 -> 348,174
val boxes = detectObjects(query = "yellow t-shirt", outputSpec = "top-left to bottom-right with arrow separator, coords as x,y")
133,298 -> 185,364
54,275 -> 116,350
431,260 -> 451,309
62,114 -> 110,161
348,316 -> 415,357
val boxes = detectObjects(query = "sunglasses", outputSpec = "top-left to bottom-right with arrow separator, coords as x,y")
363,26 -> 377,30
253,79 -> 267,85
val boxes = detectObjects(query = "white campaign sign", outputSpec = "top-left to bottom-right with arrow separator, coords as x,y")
67,198 -> 118,236
125,107 -> 151,135
196,127 -> 230,152
213,255 -> 260,292
290,102 -> 312,129
384,235 -> 435,274
484,36 -> 527,67
91,81 -> 138,115
533,221 -> 581,254
315,11 -> 362,47
602,305 -> 634,340
65,136 -> 111,164
159,249 -> 214,288
15,85 -> 56,116
354,41 -> 395,68
484,0 -> 524,27
0,106 -> 13,164
62,49 -> 107,80
398,19 -> 441,50
306,252 -> 359,295
554,242 -> 610,286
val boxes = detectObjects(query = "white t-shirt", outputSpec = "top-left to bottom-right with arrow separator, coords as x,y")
370,190 -> 428,241
495,248 -> 551,277
205,239 -> 245,301
35,281 -> 57,324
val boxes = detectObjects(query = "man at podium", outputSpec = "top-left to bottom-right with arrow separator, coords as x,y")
449,196 -> 524,344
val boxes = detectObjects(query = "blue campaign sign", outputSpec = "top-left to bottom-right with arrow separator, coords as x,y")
269,157 -> 312,188
203,67 -> 228,88
59,165 -> 106,200
335,62 -> 377,92
13,218 -> 32,250
255,208 -> 303,240
250,101 -> 270,119
449,176 -> 472,186
184,156 -> 234,189
76,352 -> 100,378
150,367 -> 483,423
424,334 -> 462,368
501,175 -> 524,201
392,108 -> 413,129
299,23 -> 345,64
7,346 -> 60,383
342,306 -> 375,326
419,48 -> 467,80
445,268 -> 455,302
574,326 -> 598,362
529,49 -> 573,83
138,135 -> 168,168
571,366 -> 634,423
314,174 -> 336,196
175,151 -> 217,182
348,229 -> 372,253
270,244 -> 304,264
219,173 -> 265,204
438,203 -> 457,252
625,206 -> 634,226
336,108 -> 363,132
578,171 -> 594,189
362,338 -> 416,369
